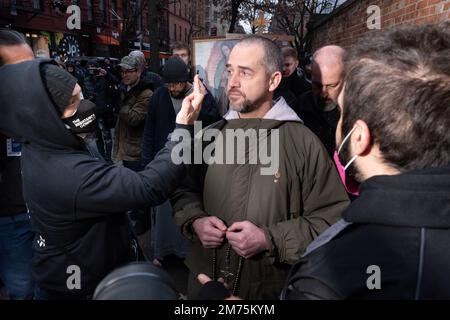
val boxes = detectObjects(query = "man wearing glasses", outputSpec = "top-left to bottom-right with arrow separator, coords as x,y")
113,55 -> 153,172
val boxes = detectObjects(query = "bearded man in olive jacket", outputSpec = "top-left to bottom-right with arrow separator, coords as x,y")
172,36 -> 350,299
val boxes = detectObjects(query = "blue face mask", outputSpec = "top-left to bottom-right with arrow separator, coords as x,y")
337,126 -> 358,171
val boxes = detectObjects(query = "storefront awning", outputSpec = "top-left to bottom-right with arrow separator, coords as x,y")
141,50 -> 172,59
93,35 -> 120,46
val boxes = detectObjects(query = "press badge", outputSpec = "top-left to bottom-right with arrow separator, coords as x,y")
6,138 -> 22,157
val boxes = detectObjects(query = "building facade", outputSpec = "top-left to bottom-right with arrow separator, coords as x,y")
0,0 -> 209,61
206,1 -> 229,36
167,0 -> 208,46
0,0 -> 124,58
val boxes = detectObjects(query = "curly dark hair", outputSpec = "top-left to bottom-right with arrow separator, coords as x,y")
342,22 -> 450,172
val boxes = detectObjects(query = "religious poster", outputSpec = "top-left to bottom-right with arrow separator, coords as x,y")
193,34 -> 295,115
193,37 -> 239,116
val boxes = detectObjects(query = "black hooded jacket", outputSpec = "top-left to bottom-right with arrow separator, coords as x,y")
0,60 -> 189,296
282,166 -> 450,299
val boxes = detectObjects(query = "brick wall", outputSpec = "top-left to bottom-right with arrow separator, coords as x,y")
309,0 -> 449,52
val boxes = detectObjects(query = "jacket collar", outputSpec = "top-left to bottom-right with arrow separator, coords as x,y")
224,97 -> 302,122
343,165 -> 450,228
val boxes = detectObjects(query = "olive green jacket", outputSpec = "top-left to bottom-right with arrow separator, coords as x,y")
113,80 -> 152,162
172,98 -> 350,299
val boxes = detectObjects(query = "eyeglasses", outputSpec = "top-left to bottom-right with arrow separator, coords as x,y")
120,69 -> 137,74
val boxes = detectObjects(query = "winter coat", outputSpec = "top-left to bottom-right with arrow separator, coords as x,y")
141,86 -> 221,166
142,70 -> 163,91
0,60 -> 190,297
274,71 -> 312,106
172,97 -> 350,299
292,91 -> 340,159
113,79 -> 153,162
282,166 -> 450,300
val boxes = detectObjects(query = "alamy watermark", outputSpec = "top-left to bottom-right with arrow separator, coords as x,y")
170,121 -> 280,176
66,265 -> 81,290
366,265 -> 381,290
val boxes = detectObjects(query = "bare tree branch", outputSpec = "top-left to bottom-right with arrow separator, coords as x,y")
270,0 -> 340,61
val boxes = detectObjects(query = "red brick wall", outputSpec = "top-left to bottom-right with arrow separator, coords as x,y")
168,0 -> 207,44
309,0 -> 449,52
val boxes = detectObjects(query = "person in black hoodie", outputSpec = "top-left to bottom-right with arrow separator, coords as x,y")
281,22 -> 450,300
0,60 -> 206,299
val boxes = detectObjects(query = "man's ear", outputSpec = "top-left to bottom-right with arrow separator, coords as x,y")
352,120 -> 372,156
294,59 -> 299,69
269,71 -> 282,92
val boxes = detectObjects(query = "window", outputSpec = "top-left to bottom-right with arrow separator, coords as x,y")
112,0 -> 118,27
87,0 -> 94,22
185,28 -> 187,42
179,26 -> 181,40
185,4 -> 187,18
10,0 -> 17,15
99,0 -> 107,23
174,23 -> 177,40
32,0 -> 43,10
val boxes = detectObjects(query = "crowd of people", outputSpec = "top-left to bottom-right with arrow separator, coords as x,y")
0,21 -> 449,300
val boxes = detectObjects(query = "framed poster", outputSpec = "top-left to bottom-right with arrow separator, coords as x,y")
192,34 -> 295,115
192,37 -> 239,115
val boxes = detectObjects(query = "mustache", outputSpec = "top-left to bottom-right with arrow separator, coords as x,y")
228,89 -> 244,96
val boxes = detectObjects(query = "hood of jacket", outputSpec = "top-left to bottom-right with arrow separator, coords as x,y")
224,96 -> 302,123
0,59 -> 83,151
343,165 -> 450,228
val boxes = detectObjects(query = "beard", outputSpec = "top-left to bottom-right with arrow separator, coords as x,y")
169,83 -> 189,99
170,90 -> 186,99
169,89 -> 189,99
314,95 -> 338,112
228,89 -> 268,114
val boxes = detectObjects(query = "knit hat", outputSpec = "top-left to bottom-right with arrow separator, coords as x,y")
41,63 -> 77,114
163,56 -> 190,83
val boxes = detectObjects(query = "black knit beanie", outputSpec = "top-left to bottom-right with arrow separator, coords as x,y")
41,63 -> 78,114
163,56 -> 190,83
